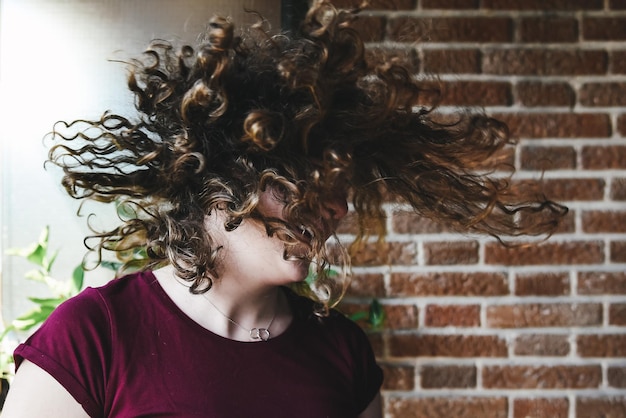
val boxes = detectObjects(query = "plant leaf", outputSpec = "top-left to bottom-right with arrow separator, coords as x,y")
349,311 -> 368,322
43,249 -> 59,272
12,305 -> 56,331
27,226 -> 50,266
100,260 -> 123,271
71,265 -> 85,294
27,297 -> 65,308
38,225 -> 50,247
24,268 -> 46,282
368,299 -> 384,329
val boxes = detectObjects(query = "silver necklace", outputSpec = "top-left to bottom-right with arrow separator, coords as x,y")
202,294 -> 276,341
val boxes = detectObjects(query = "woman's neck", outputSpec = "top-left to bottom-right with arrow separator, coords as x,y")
153,265 -> 292,341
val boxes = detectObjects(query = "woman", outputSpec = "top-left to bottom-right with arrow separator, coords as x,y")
2,1 -> 566,417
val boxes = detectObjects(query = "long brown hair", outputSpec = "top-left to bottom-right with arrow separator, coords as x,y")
48,1 -> 567,310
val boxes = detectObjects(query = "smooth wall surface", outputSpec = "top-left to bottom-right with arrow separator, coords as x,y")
0,0 -> 280,326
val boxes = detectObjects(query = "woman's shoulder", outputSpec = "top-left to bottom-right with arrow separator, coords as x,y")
47,270 -> 157,325
284,288 -> 369,339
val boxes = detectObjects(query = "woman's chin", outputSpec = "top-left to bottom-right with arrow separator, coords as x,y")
286,259 -> 311,283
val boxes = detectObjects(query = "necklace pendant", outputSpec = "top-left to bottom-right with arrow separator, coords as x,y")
250,327 -> 270,341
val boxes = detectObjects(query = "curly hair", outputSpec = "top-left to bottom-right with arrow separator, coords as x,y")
48,1 -> 567,310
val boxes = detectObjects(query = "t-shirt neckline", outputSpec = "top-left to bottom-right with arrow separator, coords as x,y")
141,270 -> 300,346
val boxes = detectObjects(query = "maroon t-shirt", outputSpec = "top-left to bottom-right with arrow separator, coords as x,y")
14,271 -> 382,417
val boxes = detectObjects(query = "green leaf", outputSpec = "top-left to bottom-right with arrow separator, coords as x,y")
304,268 -> 316,285
6,243 -> 36,258
6,227 -> 50,267
348,311 -> 368,322
100,260 -> 123,271
26,244 -> 47,266
368,299 -> 385,329
43,249 -> 59,273
37,225 -> 50,247
12,305 -> 56,331
27,226 -> 50,266
24,268 -> 46,282
132,246 -> 148,260
71,264 -> 84,294
27,297 -> 65,308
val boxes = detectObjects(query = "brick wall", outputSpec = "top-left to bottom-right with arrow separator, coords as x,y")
334,1 -> 626,417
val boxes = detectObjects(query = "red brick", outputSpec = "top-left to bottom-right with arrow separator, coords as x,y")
611,51 -> 626,74
422,0 -> 478,8
513,398 -> 569,418
520,146 -> 576,170
617,114 -> 626,136
609,303 -> 626,325
583,210 -> 626,233
485,241 -> 604,266
578,272 -> 626,295
389,334 -> 507,357
389,17 -> 512,43
584,17 -> 626,41
611,241 -> 626,263
612,0 -> 626,9
576,397 -> 626,417
494,113 -> 611,139
516,82 -> 575,107
482,0 -> 603,9
583,145 -> 626,169
331,0 -> 416,9
580,83 -> 626,107
610,178 -> 626,200
338,302 -> 374,329
537,178 -> 605,201
388,396 -> 507,418
515,272 -> 570,296
578,335 -> 626,357
424,241 -> 479,265
423,49 -> 481,74
421,365 -> 476,388
392,211 -> 456,234
381,363 -> 415,391
346,273 -> 385,297
425,304 -> 480,327
439,81 -> 512,106
349,241 -> 417,266
486,303 -> 602,328
552,210 -> 576,234
384,304 -> 419,330
519,17 -> 578,43
389,272 -> 509,296
484,50 -> 608,76
514,334 -> 570,356
483,365 -> 601,389
608,366 -> 626,388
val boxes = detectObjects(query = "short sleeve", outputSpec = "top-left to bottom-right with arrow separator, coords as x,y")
349,320 -> 383,413
13,287 -> 111,418
323,310 -> 384,414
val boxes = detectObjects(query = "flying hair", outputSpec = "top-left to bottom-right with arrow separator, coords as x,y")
48,1 -> 568,312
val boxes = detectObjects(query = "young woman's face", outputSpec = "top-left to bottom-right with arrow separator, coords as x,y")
206,187 -> 348,287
